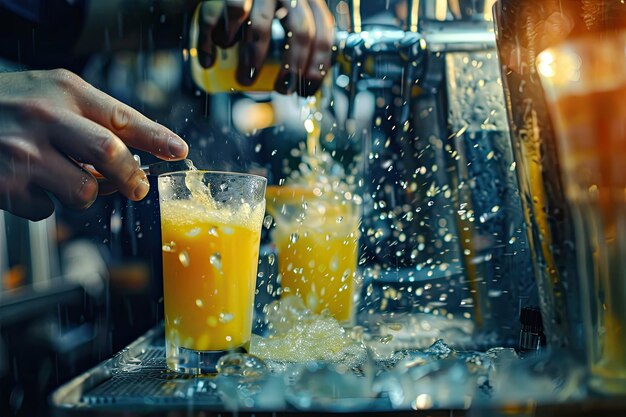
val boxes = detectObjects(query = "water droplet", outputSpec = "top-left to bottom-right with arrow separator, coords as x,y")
290,233 -> 299,243
219,312 -> 233,323
216,353 -> 268,378
336,216 -> 344,223
380,335 -> 393,344
208,227 -> 219,237
163,241 -> 177,253
263,215 -> 274,229
178,250 -> 190,267
488,289 -> 502,298
195,299 -> 204,308
268,253 -> 276,266
210,253 -> 222,270
186,227 -> 201,237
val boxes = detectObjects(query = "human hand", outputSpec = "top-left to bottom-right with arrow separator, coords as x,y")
195,0 -> 334,96
0,69 -> 189,221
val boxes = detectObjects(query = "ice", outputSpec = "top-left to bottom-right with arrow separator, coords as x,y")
216,352 -> 268,378
487,349 -> 586,405
424,339 -> 453,360
213,353 -> 285,410
286,362 -> 376,410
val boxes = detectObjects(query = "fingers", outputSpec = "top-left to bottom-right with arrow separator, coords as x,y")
0,185 -> 54,222
302,0 -> 334,96
275,0 -> 316,95
29,149 -> 99,210
212,0 -> 254,48
47,110 -> 150,202
236,0 -> 277,86
197,1 -> 225,68
62,73 -> 188,161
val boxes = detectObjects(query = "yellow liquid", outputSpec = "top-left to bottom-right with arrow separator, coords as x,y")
269,187 -> 360,323
189,5 -> 280,93
161,200 -> 263,352
190,47 -> 281,93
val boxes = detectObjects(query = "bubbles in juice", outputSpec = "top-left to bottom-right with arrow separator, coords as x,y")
161,194 -> 265,354
267,96 -> 361,323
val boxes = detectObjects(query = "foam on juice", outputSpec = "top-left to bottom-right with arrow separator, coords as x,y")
250,296 -> 366,366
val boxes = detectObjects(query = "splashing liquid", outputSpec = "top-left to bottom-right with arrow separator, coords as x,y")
267,96 -> 361,324
250,296 -> 366,366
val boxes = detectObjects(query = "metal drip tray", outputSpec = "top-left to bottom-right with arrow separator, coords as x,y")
51,325 -> 404,416
51,321 -> 626,417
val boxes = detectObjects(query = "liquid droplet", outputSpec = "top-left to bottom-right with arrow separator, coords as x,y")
216,352 -> 268,378
186,227 -> 201,237
178,250 -> 190,267
210,253 -> 222,270
290,233 -> 299,243
263,215 -> 274,229
163,241 -> 177,253
219,312 -> 234,323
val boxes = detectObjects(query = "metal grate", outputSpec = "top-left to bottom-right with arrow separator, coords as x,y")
81,344 -> 222,407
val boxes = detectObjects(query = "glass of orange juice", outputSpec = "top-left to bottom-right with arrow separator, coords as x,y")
158,171 -> 266,374
267,185 -> 360,324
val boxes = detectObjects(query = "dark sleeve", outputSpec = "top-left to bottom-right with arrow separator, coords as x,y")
0,0 -> 86,68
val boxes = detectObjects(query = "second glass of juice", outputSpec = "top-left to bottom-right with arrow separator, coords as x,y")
268,186 -> 360,324
158,171 -> 266,374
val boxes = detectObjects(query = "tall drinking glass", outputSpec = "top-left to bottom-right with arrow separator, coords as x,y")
266,186 -> 360,325
158,171 -> 266,374
538,29 -> 626,394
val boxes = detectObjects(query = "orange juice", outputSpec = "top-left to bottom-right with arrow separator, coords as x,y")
189,5 -> 281,93
161,199 -> 264,355
190,46 -> 281,93
268,186 -> 360,323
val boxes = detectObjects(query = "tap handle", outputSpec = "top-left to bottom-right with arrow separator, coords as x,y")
398,32 -> 425,124
341,33 -> 365,121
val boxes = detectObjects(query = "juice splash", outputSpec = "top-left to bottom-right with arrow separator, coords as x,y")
269,187 -> 359,323
267,96 -> 361,323
160,182 -> 265,356
250,296 -> 366,366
